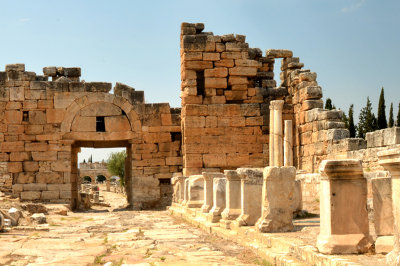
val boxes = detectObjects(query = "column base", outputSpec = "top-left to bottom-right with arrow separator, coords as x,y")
375,236 -> 394,254
317,234 -> 373,254
201,204 -> 211,213
255,215 -> 293,233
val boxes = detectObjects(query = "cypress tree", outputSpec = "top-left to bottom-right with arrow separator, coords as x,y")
325,98 -> 333,110
348,104 -> 356,138
377,87 -> 387,129
397,102 -> 400,126
389,103 -> 394,127
358,97 -> 376,138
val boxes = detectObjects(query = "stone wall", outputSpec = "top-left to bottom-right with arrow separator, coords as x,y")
0,64 -> 182,208
180,23 -> 293,176
327,127 -> 400,171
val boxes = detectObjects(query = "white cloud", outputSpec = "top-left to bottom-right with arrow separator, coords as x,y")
19,18 -> 30,23
341,0 -> 365,13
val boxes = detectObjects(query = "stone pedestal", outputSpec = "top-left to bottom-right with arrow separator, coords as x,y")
235,168 -> 263,227
256,166 -> 296,233
372,177 -> 393,236
208,177 -> 226,223
182,178 -> 190,206
172,175 -> 187,204
186,175 -> 204,208
284,120 -> 293,166
272,100 -> 284,167
201,172 -> 223,213
220,170 -> 241,229
317,160 -> 372,254
378,149 -> 400,264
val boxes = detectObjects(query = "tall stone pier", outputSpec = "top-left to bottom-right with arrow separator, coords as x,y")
317,159 -> 372,254
220,170 -> 241,229
378,149 -> 400,264
255,166 -> 296,232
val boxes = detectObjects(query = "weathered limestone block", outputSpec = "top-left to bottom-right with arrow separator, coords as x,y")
317,160 -> 372,254
235,168 -> 263,226
208,177 -> 226,223
220,170 -> 241,228
265,49 -> 293,58
378,149 -> 400,264
372,177 -> 394,236
256,166 -> 296,233
201,172 -> 223,213
186,175 -> 204,208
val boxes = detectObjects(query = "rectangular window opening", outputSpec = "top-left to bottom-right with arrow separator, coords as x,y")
159,178 -> 171,185
196,71 -> 205,96
23,111 -> 29,122
96,116 -> 106,132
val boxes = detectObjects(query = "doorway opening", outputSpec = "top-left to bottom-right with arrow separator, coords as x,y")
72,140 -> 132,210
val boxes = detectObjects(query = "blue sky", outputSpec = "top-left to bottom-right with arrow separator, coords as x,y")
1,0 -> 399,161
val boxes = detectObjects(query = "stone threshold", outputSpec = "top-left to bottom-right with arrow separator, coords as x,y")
169,204 -> 364,266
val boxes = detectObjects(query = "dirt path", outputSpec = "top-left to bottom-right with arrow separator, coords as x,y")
0,189 -> 260,265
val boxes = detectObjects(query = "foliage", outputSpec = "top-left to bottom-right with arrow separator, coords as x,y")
398,102 -> 400,126
107,151 -> 127,186
348,104 -> 356,138
389,102 -> 394,127
88,155 -> 92,163
325,98 -> 333,110
342,112 -> 349,128
357,97 -> 378,139
377,87 -> 387,129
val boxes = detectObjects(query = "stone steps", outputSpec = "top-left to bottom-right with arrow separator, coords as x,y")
169,206 -> 363,266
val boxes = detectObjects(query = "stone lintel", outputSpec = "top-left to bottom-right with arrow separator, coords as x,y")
319,160 -> 364,180
378,148 -> 400,176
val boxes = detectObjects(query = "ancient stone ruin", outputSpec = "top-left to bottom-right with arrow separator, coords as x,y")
1,22 -> 400,264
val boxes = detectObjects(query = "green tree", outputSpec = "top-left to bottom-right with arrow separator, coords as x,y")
397,102 -> 400,126
107,151 -> 127,185
348,104 -> 356,138
342,112 -> 349,129
88,155 -> 92,163
325,98 -> 333,110
377,87 -> 387,129
389,102 -> 394,127
358,97 -> 378,139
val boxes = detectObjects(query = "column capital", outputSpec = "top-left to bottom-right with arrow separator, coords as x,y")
202,172 -> 224,181
378,148 -> 400,177
223,170 -> 240,181
270,100 -> 284,110
319,160 -> 363,180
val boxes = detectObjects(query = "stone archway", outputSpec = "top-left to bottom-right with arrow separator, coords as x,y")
61,92 -> 140,209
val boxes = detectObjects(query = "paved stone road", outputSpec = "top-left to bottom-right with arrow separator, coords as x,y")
0,188 -> 259,265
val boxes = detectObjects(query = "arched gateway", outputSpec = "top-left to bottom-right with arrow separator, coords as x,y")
1,67 -> 182,210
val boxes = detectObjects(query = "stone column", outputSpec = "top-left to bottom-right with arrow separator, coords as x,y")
220,170 -> 241,229
255,166 -> 296,233
269,103 -> 275,166
201,172 -> 223,213
272,100 -> 284,167
187,175 -> 204,208
235,168 -> 263,227
208,177 -> 226,223
317,159 -> 372,254
284,120 -> 293,166
378,149 -> 400,264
